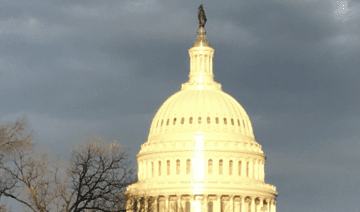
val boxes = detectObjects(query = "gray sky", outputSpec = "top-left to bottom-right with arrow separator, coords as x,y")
1,0 -> 360,211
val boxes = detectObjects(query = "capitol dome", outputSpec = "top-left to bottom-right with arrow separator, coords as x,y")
126,8 -> 278,212
147,87 -> 255,143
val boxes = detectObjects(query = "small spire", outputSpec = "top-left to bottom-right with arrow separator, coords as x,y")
192,27 -> 211,47
181,4 -> 221,91
192,5 -> 211,47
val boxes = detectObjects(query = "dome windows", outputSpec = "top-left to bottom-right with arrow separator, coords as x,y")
176,159 -> 180,175
246,161 -> 249,177
151,162 -> 154,177
186,159 -> 191,175
167,160 -> 170,175
159,161 -> 161,176
219,159 -> 223,175
238,161 -> 242,176
154,116 -> 250,136
208,159 -> 213,175
146,158 -> 257,180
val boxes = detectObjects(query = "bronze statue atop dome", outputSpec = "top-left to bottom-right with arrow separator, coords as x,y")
198,4 -> 207,28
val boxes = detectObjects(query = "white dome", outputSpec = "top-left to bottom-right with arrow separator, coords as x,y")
147,87 -> 255,143
127,26 -> 278,211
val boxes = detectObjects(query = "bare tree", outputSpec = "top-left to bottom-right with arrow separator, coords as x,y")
0,115 -> 35,211
0,136 -> 65,212
51,133 -> 139,212
0,116 -> 159,212
0,115 -> 34,166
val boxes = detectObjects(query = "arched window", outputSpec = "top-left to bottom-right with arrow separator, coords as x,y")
229,160 -> 233,175
208,159 -> 213,175
216,117 -> 219,124
219,159 -> 223,175
186,159 -> 191,175
208,201 -> 213,212
198,117 -> 202,124
190,117 -> 193,124
167,160 -> 170,175
186,201 -> 191,212
207,117 -> 210,124
181,117 -> 184,124
161,120 -> 163,126
231,118 -> 234,125
238,119 -> 240,126
224,118 -> 227,125
166,119 -> 169,126
246,161 -> 249,177
158,161 -> 161,176
151,162 -> 154,177
173,118 -> 176,125
238,161 -> 241,176
176,159 -> 180,175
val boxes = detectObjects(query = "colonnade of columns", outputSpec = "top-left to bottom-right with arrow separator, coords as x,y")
138,158 -> 265,182
127,194 -> 276,212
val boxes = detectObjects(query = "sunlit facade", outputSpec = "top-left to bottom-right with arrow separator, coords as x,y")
126,26 -> 278,212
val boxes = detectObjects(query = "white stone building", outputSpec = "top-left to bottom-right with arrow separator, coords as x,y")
126,25 -> 278,212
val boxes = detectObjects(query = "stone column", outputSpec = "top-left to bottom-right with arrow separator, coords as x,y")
229,195 -> 234,212
242,160 -> 246,178
255,198 -> 259,212
272,200 -> 276,212
138,161 -> 141,181
145,197 -> 149,212
203,194 -> 208,212
137,198 -> 141,212
255,160 -> 259,180
154,196 -> 158,212
259,198 -> 264,212
262,162 -> 265,182
251,197 -> 255,212
165,195 -> 169,212
216,195 -> 221,212
177,195 -> 181,212
190,195 -> 195,212
259,161 -> 263,181
125,199 -> 130,212
247,160 -> 251,178
265,199 -> 270,212
252,160 -> 255,179
240,197 -> 245,212
236,160 -> 239,176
